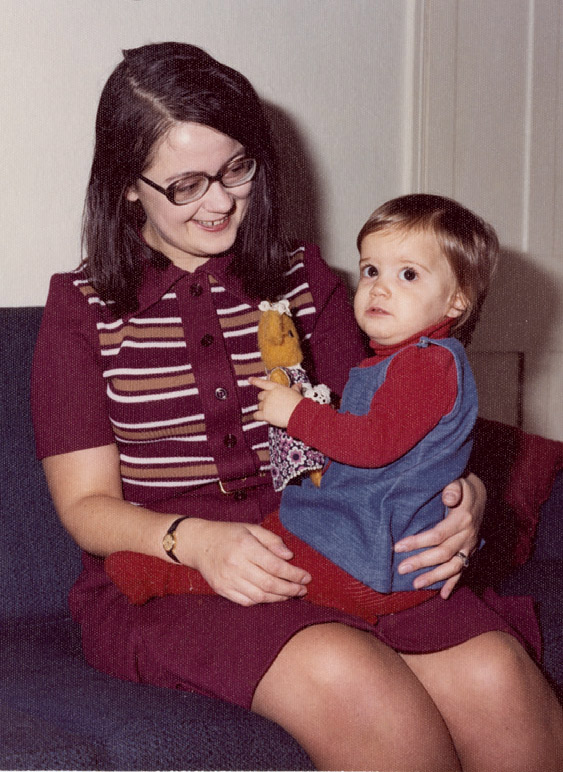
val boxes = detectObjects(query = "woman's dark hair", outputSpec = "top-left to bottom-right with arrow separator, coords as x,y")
357,194 -> 499,343
82,42 -> 288,314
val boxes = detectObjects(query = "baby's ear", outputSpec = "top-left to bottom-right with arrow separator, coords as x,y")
446,290 -> 469,319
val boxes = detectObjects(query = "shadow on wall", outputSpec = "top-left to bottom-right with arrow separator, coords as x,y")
469,247 -> 560,427
263,101 -> 323,249
263,100 -> 357,303
474,247 -> 560,354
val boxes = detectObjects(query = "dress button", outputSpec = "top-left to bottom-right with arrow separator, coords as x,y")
200,334 -> 214,347
234,490 -> 247,502
215,387 -> 228,400
190,283 -> 203,297
223,434 -> 237,448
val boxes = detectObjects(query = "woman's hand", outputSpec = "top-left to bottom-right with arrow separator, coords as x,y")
180,518 -> 312,606
394,473 -> 486,599
249,377 -> 303,428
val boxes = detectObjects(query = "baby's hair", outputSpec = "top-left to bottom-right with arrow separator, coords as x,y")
357,194 -> 499,342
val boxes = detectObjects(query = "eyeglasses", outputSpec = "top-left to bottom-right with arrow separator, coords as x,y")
139,156 -> 257,205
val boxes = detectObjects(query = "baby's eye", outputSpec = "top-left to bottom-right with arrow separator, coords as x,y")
399,267 -> 418,282
361,264 -> 378,279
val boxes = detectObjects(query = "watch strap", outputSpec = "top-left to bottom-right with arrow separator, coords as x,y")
162,516 -> 189,563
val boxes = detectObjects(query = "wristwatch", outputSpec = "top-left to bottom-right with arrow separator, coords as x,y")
162,516 -> 189,563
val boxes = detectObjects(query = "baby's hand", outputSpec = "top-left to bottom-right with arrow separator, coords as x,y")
249,377 -> 303,428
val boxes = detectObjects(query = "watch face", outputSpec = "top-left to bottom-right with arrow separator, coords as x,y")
163,533 -> 175,552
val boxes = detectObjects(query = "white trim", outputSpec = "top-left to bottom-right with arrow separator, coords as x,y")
107,384 -> 198,403
111,414 -> 204,429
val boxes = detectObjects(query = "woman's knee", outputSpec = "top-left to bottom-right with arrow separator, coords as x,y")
463,632 -> 538,701
256,623 -> 391,708
253,623 -> 461,772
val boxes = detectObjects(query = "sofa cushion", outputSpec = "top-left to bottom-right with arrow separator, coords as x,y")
0,703 -> 101,770
532,470 -> 563,561
499,559 -> 563,701
0,307 -> 83,620
0,616 -> 314,770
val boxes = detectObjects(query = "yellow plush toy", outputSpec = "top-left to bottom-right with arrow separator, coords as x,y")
257,300 -> 331,490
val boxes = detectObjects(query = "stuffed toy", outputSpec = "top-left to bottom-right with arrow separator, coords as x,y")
104,298 -> 331,606
256,299 -> 330,490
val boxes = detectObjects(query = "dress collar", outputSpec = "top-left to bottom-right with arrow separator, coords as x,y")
124,246 -> 241,321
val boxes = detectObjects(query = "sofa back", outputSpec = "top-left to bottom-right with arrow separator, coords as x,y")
0,308 -> 82,621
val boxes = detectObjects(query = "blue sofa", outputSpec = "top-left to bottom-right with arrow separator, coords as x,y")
1,306 -> 561,769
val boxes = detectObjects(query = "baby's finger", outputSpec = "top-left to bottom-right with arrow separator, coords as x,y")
249,377 -> 276,390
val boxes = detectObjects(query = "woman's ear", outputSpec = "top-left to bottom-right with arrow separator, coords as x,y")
446,290 -> 469,319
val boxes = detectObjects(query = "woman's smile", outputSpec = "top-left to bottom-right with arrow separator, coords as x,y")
193,214 -> 232,230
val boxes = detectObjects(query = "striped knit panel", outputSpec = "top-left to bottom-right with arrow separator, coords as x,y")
74,248 -> 319,505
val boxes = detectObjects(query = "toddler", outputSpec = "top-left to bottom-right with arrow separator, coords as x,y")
250,193 -> 498,619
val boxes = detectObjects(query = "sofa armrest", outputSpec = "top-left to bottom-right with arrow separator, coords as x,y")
468,419 -> 563,587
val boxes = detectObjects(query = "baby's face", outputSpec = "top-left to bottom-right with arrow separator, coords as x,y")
354,227 -> 466,346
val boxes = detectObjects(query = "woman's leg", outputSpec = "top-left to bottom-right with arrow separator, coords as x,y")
402,632 -> 563,772
252,622 -> 461,772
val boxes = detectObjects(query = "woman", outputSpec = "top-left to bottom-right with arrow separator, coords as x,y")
32,43 -> 563,771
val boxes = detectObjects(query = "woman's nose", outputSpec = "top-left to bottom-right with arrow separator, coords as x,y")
201,180 -> 235,212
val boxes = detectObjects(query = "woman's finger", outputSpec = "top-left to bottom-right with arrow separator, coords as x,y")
439,574 -> 461,599
214,560 -> 309,605
441,477 -> 463,507
396,520 -> 470,555
196,522 -> 311,605
395,554 -> 465,595
395,499 -> 474,555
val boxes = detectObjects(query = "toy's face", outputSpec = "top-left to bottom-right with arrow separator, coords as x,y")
258,311 -> 303,369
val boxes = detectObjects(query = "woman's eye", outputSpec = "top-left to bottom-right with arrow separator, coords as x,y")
175,177 -> 203,195
399,267 -> 418,281
361,265 -> 378,279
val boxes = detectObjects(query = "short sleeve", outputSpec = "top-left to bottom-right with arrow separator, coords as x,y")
31,274 -> 114,459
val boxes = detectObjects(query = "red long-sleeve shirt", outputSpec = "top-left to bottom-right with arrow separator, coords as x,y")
287,318 -> 458,467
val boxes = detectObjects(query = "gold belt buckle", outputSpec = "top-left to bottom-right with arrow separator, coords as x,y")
218,478 -> 247,495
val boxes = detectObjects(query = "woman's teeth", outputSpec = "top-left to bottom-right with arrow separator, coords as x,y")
196,216 -> 229,227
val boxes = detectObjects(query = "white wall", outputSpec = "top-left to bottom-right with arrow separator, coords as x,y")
0,0 -> 414,307
417,0 -> 563,440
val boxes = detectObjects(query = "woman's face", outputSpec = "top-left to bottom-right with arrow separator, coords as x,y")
126,122 -> 253,272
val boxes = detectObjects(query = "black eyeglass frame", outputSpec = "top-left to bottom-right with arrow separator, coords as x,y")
138,157 -> 257,206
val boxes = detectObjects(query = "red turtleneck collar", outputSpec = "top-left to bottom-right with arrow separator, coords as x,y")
362,317 -> 457,366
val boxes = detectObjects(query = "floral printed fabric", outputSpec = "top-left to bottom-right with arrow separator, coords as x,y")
267,366 -> 326,491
